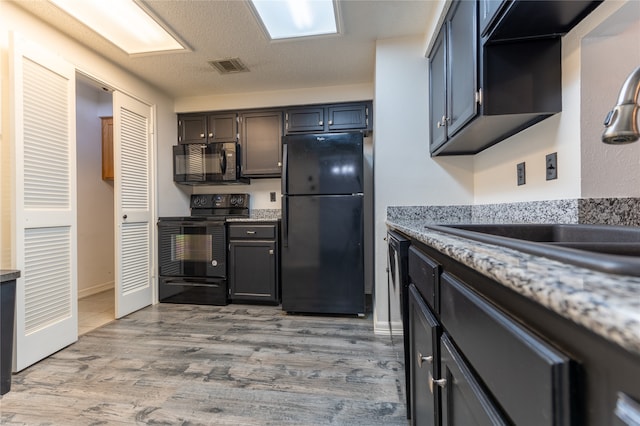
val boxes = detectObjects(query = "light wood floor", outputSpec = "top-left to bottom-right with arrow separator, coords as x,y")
1,303 -> 408,425
78,289 -> 115,335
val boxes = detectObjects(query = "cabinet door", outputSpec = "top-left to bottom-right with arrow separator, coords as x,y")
440,334 -> 509,425
285,107 -> 325,133
479,0 -> 505,36
447,0 -> 478,137
409,284 -> 441,426
240,111 -> 283,177
178,114 -> 207,144
229,240 -> 278,303
429,27 -> 447,151
208,113 -> 237,142
327,104 -> 368,131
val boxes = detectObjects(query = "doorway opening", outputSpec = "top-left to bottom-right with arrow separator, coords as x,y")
75,74 -> 115,334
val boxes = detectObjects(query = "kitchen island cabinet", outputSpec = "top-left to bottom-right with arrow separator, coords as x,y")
389,219 -> 640,425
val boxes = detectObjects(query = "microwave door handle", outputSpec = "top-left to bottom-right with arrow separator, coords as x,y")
220,147 -> 227,175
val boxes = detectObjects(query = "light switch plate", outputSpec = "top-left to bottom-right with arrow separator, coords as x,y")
517,162 -> 526,186
546,153 -> 557,180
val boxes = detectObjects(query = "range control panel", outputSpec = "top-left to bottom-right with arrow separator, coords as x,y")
190,193 -> 250,209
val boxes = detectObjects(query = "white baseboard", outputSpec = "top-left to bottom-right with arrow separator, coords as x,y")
79,281 -> 114,299
373,319 -> 404,336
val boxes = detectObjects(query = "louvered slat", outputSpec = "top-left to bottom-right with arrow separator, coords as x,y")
24,227 -> 72,334
120,108 -> 148,211
121,222 -> 150,294
23,58 -> 69,210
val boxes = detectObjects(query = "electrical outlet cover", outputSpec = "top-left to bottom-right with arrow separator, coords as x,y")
517,162 -> 526,186
546,153 -> 557,180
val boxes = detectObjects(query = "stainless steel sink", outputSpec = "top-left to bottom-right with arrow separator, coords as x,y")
425,224 -> 640,276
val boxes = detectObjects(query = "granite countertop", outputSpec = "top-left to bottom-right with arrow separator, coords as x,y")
387,218 -> 640,357
226,209 -> 281,222
1,270 -> 21,283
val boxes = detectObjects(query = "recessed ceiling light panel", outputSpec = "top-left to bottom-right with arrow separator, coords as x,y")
48,0 -> 188,55
249,0 -> 339,40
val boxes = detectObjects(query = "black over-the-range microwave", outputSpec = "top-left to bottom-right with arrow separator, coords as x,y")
173,142 -> 240,184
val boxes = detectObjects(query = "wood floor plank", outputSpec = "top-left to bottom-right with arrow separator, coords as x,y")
0,304 -> 408,425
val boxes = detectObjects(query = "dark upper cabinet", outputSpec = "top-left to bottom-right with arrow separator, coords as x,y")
429,0 -> 601,156
208,113 -> 238,143
240,110 -> 283,177
327,104 -> 369,131
285,107 -> 325,133
429,0 -> 481,154
178,113 -> 238,144
486,1 -> 603,42
429,29 -> 447,152
446,0 -> 478,138
285,102 -> 372,134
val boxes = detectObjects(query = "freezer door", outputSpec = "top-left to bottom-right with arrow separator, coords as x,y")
282,133 -> 363,195
281,194 -> 365,315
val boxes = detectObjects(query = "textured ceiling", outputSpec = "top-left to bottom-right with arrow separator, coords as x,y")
14,0 -> 436,99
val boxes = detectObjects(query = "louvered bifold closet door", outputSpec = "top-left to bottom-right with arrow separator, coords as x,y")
10,34 -> 78,372
113,91 -> 153,318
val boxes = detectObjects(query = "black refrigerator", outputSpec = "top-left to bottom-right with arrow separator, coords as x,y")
281,132 -> 365,315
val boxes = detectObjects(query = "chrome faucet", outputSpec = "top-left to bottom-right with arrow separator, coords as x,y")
602,66 -> 640,144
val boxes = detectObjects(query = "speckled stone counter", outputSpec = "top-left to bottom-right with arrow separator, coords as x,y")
387,218 -> 640,357
0,270 -> 20,283
226,209 -> 281,222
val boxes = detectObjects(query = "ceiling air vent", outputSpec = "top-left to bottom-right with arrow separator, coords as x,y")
208,58 -> 249,74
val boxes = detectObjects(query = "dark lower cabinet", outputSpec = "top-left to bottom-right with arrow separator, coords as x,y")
404,239 -> 580,426
228,222 -> 279,304
440,334 -> 509,425
409,284 -> 441,426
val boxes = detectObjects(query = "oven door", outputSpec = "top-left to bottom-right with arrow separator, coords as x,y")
173,142 -> 237,183
158,220 -> 226,278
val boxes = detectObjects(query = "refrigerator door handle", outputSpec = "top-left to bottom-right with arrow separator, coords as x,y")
281,142 -> 288,195
282,196 -> 289,247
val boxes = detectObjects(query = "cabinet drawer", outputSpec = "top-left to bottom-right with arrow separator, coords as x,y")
440,272 -> 575,426
228,224 -> 276,239
408,246 -> 441,313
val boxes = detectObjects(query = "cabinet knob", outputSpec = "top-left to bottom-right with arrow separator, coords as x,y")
277,162 -> 282,167
328,120 -> 333,125
319,120 -> 323,126
208,132 -> 214,138
417,352 -> 433,367
269,249 -> 274,255
200,133 -> 205,138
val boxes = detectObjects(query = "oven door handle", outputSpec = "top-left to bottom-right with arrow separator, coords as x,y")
162,279 -> 222,288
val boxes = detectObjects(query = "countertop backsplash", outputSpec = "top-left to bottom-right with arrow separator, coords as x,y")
388,198 -> 640,226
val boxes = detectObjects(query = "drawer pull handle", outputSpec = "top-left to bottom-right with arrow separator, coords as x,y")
246,230 -> 256,235
417,353 -> 433,367
429,372 -> 447,393
432,378 -> 447,388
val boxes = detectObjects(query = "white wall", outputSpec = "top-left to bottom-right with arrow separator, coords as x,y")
471,0 -> 638,204
75,80 -> 115,297
580,3 -> 640,197
373,35 -> 473,333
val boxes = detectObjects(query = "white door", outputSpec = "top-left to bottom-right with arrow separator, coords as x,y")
10,34 -> 78,371
113,91 -> 153,318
